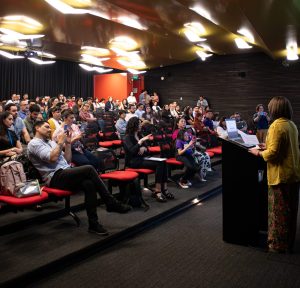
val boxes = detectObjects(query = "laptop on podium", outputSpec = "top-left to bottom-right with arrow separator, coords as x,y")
225,119 -> 257,148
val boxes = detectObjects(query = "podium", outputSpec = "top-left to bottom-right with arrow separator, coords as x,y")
221,139 -> 268,245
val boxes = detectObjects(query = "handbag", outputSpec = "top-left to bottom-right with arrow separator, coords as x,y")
14,180 -> 41,198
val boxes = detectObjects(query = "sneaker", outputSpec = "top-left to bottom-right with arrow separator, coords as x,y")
186,180 -> 192,187
88,223 -> 109,236
106,200 -> 132,213
178,180 -> 189,189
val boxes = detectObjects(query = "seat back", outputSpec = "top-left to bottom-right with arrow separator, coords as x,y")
92,148 -> 119,173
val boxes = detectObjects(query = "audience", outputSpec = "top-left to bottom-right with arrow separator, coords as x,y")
253,104 -> 270,143
0,111 -> 23,158
123,117 -> 174,202
28,120 -> 131,235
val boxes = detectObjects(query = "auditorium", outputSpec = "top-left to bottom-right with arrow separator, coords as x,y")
0,1 -> 300,287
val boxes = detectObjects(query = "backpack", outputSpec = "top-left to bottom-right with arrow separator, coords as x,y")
0,160 -> 27,196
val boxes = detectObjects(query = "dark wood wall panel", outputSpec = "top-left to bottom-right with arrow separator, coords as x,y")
145,53 -> 300,129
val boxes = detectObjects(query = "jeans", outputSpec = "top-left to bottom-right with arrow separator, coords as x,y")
72,149 -> 100,171
50,165 -> 113,224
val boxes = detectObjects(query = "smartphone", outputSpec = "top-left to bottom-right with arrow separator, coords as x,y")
64,124 -> 68,131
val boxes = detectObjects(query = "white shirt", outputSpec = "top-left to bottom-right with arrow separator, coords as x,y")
127,95 -> 137,105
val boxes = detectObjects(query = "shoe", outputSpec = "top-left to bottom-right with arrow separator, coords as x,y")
88,223 -> 109,236
178,181 -> 189,189
200,178 -> 207,182
186,180 -> 192,187
207,168 -> 213,172
162,190 -> 175,200
106,200 -> 132,213
152,191 -> 167,202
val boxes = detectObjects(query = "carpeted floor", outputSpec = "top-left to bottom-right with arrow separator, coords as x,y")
0,164 -> 222,286
30,193 -> 300,288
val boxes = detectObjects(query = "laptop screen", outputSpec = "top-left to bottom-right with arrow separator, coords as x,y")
225,119 -> 239,139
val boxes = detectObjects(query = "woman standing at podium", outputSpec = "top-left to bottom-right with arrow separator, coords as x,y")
249,96 -> 300,253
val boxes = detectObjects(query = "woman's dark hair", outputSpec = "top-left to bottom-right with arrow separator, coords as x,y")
256,104 -> 264,112
62,109 -> 74,120
163,104 -> 169,110
219,116 -> 227,129
177,129 -> 187,141
0,111 -> 12,135
126,117 -> 140,135
268,96 -> 293,120
75,98 -> 82,106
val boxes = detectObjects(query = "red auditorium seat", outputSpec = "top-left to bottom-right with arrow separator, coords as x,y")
125,168 -> 155,188
0,191 -> 48,207
206,146 -> 222,155
206,151 -> 215,158
148,146 -> 161,154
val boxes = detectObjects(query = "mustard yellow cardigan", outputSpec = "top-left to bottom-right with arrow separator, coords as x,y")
261,118 -> 300,185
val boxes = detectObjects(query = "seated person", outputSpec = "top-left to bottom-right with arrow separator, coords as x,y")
80,103 -> 104,131
141,105 -> 154,123
0,111 -> 23,158
216,117 -> 228,139
24,104 -> 41,139
231,112 -> 247,132
48,106 -> 62,138
115,110 -> 127,140
27,121 -> 131,235
123,117 -> 174,202
176,130 -> 199,188
53,109 -> 100,171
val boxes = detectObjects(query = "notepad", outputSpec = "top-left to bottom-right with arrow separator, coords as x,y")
144,157 -> 167,161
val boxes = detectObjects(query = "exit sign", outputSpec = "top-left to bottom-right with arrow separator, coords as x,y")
132,75 -> 139,80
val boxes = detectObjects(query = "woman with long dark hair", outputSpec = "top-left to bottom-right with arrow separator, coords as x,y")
249,96 -> 300,253
123,117 -> 174,202
0,112 -> 23,158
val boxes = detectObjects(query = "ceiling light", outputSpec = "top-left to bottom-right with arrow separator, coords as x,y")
0,50 -> 24,59
117,16 -> 147,30
79,63 -> 113,73
109,36 -> 138,50
80,53 -> 106,66
88,10 -> 110,20
81,46 -> 110,56
235,38 -> 252,49
93,67 -> 113,73
286,42 -> 299,61
1,15 -> 43,32
0,35 -> 27,48
196,51 -> 212,61
190,6 -> 218,25
127,68 -> 146,74
120,73 -> 127,76
36,51 -> 56,58
28,58 -> 55,64
184,22 -> 206,35
183,30 -> 206,43
79,63 -> 94,71
237,28 -> 255,43
197,44 -> 213,52
44,0 -> 88,14
61,0 -> 92,8
0,28 -> 44,40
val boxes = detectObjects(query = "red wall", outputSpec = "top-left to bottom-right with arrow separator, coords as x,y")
94,73 -> 144,102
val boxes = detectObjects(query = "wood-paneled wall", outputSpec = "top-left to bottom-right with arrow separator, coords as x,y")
145,53 -> 300,129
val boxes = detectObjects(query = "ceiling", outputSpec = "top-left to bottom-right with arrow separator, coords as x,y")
0,0 -> 300,71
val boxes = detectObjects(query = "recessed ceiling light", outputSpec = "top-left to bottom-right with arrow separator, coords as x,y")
2,15 -> 43,32
127,68 -> 146,74
190,6 -> 218,25
235,38 -> 252,49
36,51 -> 56,58
117,16 -> 147,30
28,58 -> 55,65
286,41 -> 299,61
0,50 -> 24,59
196,51 -> 212,61
109,36 -> 138,51
237,28 -> 255,43
183,30 -> 206,43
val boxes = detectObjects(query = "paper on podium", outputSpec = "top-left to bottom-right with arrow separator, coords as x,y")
238,130 -> 259,145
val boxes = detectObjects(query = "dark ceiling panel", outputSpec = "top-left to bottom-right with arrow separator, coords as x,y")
0,0 -> 299,70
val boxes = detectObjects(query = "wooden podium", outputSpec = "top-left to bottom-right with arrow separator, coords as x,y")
221,139 -> 268,245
